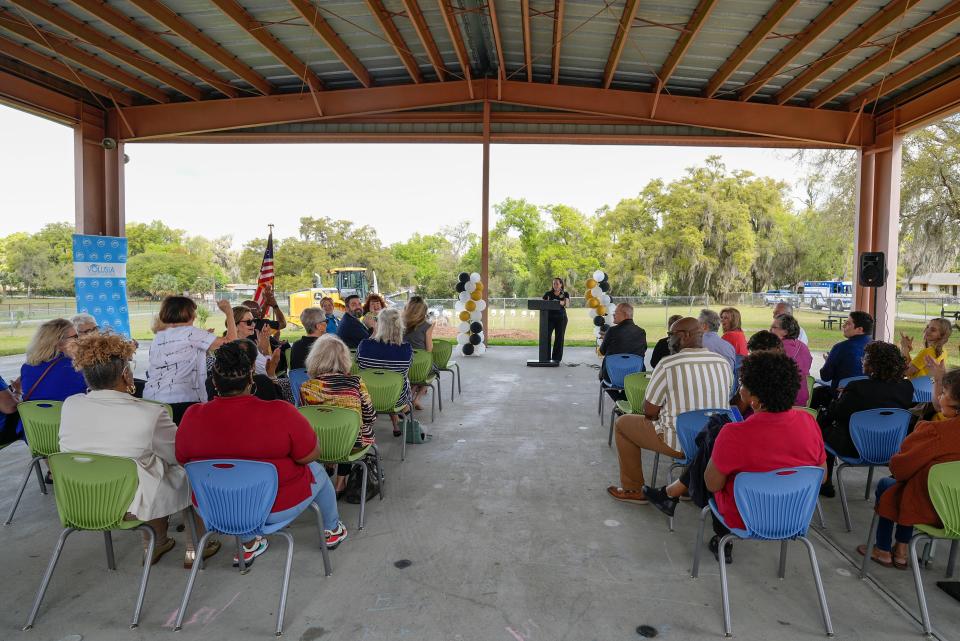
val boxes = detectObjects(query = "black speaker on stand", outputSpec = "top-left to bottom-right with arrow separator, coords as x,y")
859,252 -> 886,338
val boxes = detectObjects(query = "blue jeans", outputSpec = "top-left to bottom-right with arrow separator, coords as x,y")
264,462 -> 340,532
874,476 -> 913,552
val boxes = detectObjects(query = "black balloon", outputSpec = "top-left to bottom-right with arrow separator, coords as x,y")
469,333 -> 482,345
455,281 -> 466,293
598,280 -> 610,292
601,273 -> 609,284
601,323 -> 610,332
470,321 -> 483,333
462,343 -> 475,355
593,315 -> 605,327
458,272 -> 470,283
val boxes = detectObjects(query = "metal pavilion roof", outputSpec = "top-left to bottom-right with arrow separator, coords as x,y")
0,0 -> 959,143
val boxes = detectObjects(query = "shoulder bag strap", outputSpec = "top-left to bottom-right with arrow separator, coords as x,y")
22,356 -> 64,402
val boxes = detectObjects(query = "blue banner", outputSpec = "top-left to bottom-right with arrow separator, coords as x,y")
72,234 -> 130,338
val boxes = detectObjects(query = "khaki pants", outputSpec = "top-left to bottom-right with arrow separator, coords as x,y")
614,415 -> 683,490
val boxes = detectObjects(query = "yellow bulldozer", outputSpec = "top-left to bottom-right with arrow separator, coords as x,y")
288,268 -> 372,328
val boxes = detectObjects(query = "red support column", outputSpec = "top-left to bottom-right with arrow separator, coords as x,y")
480,99 -> 491,344
870,135 -> 903,341
74,104 -> 124,236
853,149 -> 875,313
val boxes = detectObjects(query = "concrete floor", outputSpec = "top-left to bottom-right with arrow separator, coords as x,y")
1,346 -> 958,641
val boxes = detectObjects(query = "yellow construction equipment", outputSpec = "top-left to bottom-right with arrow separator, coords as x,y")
288,268 -> 370,328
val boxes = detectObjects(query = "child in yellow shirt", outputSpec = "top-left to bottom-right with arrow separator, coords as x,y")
900,318 -> 952,378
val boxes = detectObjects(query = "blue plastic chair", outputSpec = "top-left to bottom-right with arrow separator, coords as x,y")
911,376 -> 934,403
175,460 -> 332,636
598,354 -> 645,421
691,466 -> 833,637
837,375 -> 869,389
288,367 -> 309,407
826,407 -> 911,532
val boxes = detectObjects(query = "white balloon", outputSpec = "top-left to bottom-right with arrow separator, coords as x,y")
470,272 -> 481,283
594,327 -> 601,336
475,343 -> 486,355
606,314 -> 615,326
477,331 -> 484,341
464,281 -> 476,293
590,286 -> 602,298
470,311 -> 482,322
458,291 -> 470,303
587,307 -> 597,318
600,294 -> 611,306
475,299 -> 486,311
456,333 -> 468,345
458,322 -> 469,332
593,269 -> 605,282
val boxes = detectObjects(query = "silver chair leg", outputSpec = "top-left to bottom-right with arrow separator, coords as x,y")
275,531 -> 296,637
183,507 -> 203,571
5,455 -> 45,525
909,533 -> 934,636
598,386 -> 604,416
454,363 -> 461,396
778,540 -> 788,579
175,531 -> 215,631
650,452 -> 660,489
34,457 -> 47,494
717,533 -> 737,637
104,531 -> 116,570
370,445 -> 384,500
23,527 -> 75,630
836,463 -> 852,532
947,540 -> 958,579
435,380 -> 442,412
864,466 -> 875,501
691,505 -> 710,578
448,369 -> 455,401
131,524 -> 156,628
306,503 -> 332,577
235,536 -> 248,574
860,511 -> 881,579
816,499 -> 826,529
667,464 -> 681,533
358,459 -> 368,530
401,415 -> 407,462
430,384 -> 435,423
798,535 -> 834,636
608,410 -> 617,448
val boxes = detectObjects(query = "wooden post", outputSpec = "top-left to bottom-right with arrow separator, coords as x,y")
75,104 -> 124,236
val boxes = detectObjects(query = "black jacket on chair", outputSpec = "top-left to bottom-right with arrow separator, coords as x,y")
817,378 -> 915,457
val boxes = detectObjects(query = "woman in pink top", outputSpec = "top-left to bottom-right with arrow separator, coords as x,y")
771,313 -> 813,407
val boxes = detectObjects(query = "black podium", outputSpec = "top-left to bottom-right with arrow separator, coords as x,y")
526,299 -> 561,367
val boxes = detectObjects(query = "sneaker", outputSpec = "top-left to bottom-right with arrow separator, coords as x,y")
606,486 -> 648,505
233,536 -> 269,568
819,482 -> 836,498
643,485 -> 679,517
324,521 -> 348,550
709,535 -> 733,564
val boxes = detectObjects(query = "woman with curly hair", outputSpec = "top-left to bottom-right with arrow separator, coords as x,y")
817,341 -> 915,497
899,317 -> 952,379
361,292 -> 388,333
59,333 -> 219,567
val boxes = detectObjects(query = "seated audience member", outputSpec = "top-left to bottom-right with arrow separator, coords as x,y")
300,334 -> 376,493
773,302 -> 809,344
144,297 -> 236,424
337,295 -> 370,349
319,297 -> 339,335
362,293 -> 388,333
402,296 -> 436,410
71,313 -> 100,338
900,318 -> 951,379
770,313 -> 813,407
817,341 -> 914,497
60,333 -> 218,566
20,319 -> 87,433
0,375 -> 21,446
207,339 -> 283,402
598,303 -> 648,380
177,341 -> 348,567
720,307 -> 748,356
858,368 -> 960,568
649,315 -> 682,370
698,309 -> 736,373
290,307 -> 327,371
606,317 -> 732,504
242,285 -> 288,374
357,308 -> 413,436
810,311 -> 874,410
746,330 -> 783,353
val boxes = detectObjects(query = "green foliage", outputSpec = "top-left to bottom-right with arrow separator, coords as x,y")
148,273 -> 179,298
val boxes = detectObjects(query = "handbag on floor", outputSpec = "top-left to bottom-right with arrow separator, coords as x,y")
405,418 -> 430,444
344,456 -> 380,504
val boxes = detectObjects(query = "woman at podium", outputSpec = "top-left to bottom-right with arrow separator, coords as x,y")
543,278 -> 570,363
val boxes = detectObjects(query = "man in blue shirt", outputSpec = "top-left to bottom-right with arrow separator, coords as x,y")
698,309 -> 736,374
337,295 -> 370,349
811,311 -> 873,409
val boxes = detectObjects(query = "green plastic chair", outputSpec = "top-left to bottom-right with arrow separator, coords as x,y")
794,406 -> 818,419
806,376 -> 815,405
23,452 -> 158,630
298,405 -> 382,530
359,369 -> 412,461
5,400 -> 62,525
609,373 -> 650,447
409,349 -> 441,422
432,340 -> 461,401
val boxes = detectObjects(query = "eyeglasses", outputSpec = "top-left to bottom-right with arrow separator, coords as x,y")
239,320 -> 256,326
62,333 -> 79,342
78,327 -> 98,336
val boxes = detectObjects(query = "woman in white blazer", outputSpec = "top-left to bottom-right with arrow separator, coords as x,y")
59,333 -> 220,567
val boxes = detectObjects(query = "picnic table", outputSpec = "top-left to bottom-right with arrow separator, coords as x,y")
821,314 -> 846,330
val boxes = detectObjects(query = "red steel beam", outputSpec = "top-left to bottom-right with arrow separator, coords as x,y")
288,0 -> 372,87
656,0 -> 717,92
810,0 -> 960,109
0,34 -> 133,105
876,63 -> 960,115
847,37 -> 960,112
602,0 -> 639,89
0,66 -> 83,122
126,0 -> 272,96
5,0 -> 202,100
703,0 -> 799,98
521,0 -> 532,81
437,0 -> 472,88
0,10 -> 170,102
208,0 -> 324,94
878,72 -> 960,133
400,0 -> 446,80
775,0 -> 921,105
738,0 -> 859,101
364,0 -> 422,83
487,0 -> 506,81
67,0 -> 238,98
551,0 -> 564,84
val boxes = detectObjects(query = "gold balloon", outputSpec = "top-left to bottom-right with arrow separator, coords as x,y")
465,300 -> 477,312
596,305 -> 607,317
475,281 -> 484,291
459,311 -> 470,322
587,297 -> 599,308
586,278 -> 597,289
470,289 -> 482,301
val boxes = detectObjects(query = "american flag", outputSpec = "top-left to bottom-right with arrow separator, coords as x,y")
252,230 -> 274,310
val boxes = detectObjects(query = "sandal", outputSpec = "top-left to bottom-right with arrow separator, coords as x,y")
144,537 -> 176,566
856,544 -> 894,568
183,539 -> 222,569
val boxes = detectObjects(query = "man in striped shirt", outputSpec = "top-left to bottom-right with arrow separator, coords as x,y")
607,317 -> 733,505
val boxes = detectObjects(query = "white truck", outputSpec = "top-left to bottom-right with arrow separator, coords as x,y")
801,281 -> 853,311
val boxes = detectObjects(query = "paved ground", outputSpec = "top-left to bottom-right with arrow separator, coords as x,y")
1,346 -> 957,641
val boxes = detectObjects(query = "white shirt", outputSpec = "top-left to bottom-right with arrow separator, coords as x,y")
143,325 -> 216,403
798,326 -> 809,345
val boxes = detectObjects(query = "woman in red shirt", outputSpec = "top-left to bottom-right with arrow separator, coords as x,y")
176,341 -> 347,567
720,307 -> 748,357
